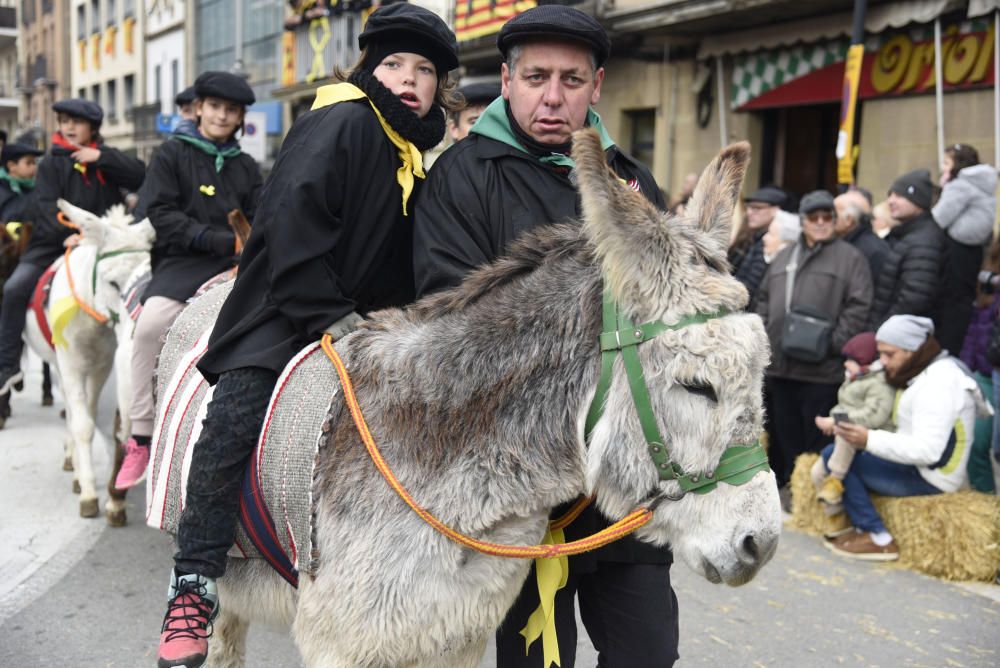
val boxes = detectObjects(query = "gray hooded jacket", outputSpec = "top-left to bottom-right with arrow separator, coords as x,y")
932,163 -> 998,245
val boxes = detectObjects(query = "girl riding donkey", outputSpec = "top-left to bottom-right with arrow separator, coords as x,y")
114,71 -> 263,490
152,5 -> 459,667
0,100 -> 144,398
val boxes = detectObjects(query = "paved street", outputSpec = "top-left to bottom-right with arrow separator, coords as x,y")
1,358 -> 998,667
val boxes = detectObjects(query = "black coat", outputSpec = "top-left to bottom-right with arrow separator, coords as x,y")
412,133 -> 670,567
843,223 -> 890,287
869,211 -> 947,329
139,138 -> 262,302
0,181 -> 34,225
198,100 -> 417,383
413,134 -> 665,296
21,145 -> 145,266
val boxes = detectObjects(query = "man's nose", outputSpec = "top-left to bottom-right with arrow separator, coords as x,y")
541,78 -> 562,106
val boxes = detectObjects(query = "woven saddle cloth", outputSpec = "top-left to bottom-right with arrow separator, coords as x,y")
146,281 -> 339,587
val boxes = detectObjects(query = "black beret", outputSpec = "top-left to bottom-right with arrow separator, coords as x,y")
745,185 -> 786,206
497,5 -> 611,67
175,86 -> 197,106
889,168 -> 934,211
457,82 -> 501,107
52,99 -> 103,126
1,143 -> 43,165
799,189 -> 835,214
359,3 -> 459,73
194,71 -> 256,106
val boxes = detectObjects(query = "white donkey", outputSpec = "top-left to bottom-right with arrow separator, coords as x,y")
157,132 -> 781,667
26,199 -> 154,522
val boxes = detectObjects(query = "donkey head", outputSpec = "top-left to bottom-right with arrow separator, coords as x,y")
572,130 -> 780,586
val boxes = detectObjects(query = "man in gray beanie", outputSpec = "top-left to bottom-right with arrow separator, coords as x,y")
824,313 -> 983,561
868,169 -> 947,335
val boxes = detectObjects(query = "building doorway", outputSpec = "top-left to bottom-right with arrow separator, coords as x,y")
759,103 -> 843,201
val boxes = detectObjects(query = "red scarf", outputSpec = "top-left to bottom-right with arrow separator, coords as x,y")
50,132 -> 106,186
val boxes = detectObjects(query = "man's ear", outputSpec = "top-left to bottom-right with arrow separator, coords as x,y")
501,63 -> 511,99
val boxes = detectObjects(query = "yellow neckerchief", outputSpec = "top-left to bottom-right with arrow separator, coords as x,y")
311,82 -> 424,216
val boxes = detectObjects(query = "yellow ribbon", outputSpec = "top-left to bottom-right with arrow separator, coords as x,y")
5,222 -> 22,240
306,17 -> 331,84
199,184 -> 216,196
73,163 -> 86,175
49,295 -> 80,348
519,527 -> 570,668
311,82 -> 425,215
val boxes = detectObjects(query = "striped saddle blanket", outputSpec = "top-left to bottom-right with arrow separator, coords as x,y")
145,281 -> 341,587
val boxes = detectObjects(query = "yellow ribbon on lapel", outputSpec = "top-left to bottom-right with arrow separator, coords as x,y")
519,527 -> 570,668
311,82 -> 424,216
49,295 -> 80,348
5,222 -> 22,240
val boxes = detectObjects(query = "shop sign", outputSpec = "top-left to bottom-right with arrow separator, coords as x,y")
870,24 -> 994,94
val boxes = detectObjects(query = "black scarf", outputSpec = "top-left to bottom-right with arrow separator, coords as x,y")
504,100 -> 573,157
347,70 -> 445,151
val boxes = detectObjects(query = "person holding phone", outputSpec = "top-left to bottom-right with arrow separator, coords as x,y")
813,331 -> 895,506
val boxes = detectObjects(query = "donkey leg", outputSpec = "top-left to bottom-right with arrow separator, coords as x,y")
203,607 -> 248,668
105,409 -> 128,527
41,361 -> 53,406
106,339 -> 135,527
59,363 -> 100,517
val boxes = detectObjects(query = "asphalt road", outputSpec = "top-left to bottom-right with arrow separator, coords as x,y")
2,358 -> 998,667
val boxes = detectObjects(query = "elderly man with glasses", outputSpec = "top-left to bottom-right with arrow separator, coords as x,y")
755,190 -> 875,491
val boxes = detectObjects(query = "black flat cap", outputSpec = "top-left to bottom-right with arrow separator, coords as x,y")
497,6 -> 611,67
745,185 -> 786,206
194,71 -> 256,106
1,143 -> 43,165
457,82 -> 501,107
359,3 -> 459,72
52,99 -> 103,126
799,189 -> 835,214
175,86 -> 197,106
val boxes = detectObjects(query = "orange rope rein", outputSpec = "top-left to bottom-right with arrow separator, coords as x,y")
320,334 -> 652,559
63,246 -> 109,324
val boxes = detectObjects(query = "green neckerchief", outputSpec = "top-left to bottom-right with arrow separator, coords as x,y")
0,167 -> 34,195
172,134 -> 243,173
469,97 -> 615,170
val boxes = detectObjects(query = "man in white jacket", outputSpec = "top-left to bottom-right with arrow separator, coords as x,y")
823,315 -> 984,560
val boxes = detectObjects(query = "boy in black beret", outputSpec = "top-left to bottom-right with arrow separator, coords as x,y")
0,143 -> 43,224
449,81 -> 500,142
0,100 -> 144,397
175,86 -> 197,121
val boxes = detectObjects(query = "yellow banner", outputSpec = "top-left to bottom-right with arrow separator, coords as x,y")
836,43 -> 864,185
91,33 -> 101,69
124,16 -> 136,54
78,39 -> 87,71
282,31 -> 297,86
104,25 -> 117,56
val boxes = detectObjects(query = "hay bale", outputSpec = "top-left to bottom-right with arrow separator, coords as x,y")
790,453 -> 1000,582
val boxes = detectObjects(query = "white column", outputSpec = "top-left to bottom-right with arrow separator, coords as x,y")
934,18 -> 945,163
716,56 -> 728,148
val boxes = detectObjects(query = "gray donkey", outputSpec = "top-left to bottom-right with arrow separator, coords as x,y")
181,129 -> 780,667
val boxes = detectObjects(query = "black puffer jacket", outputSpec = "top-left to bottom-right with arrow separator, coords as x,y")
728,230 -> 767,306
869,211 -> 947,329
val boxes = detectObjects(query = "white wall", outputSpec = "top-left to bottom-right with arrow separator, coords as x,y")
144,0 -> 185,35
146,28 -> 185,114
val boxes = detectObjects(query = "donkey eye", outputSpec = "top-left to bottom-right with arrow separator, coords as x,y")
682,383 -> 717,403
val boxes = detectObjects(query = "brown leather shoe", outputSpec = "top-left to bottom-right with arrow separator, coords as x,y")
827,531 -> 899,561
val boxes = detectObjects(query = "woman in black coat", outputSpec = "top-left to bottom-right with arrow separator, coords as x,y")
115,71 -> 262,491
154,6 -> 460,668
0,100 -> 144,396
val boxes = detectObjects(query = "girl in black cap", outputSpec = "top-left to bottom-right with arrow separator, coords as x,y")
0,100 -> 144,397
154,6 -> 458,667
115,71 -> 262,492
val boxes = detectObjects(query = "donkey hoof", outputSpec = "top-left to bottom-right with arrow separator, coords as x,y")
60,409 -> 66,419
12,380 -> 23,392
0,417 -> 5,429
72,479 -> 81,494
80,499 -> 99,518
63,457 -> 74,472
42,396 -> 54,407
106,508 -> 127,527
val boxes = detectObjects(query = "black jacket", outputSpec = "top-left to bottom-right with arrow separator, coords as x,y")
413,132 -> 670,567
869,211 -> 947,329
728,230 -> 768,307
413,134 -> 665,296
197,100 -> 417,382
21,145 -> 145,266
843,222 -> 890,287
0,181 -> 34,225
139,138 -> 262,302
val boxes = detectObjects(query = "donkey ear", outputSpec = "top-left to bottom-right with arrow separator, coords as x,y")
684,142 -> 751,249
57,198 -> 104,244
572,128 -> 676,315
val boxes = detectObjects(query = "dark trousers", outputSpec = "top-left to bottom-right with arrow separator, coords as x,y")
0,261 -> 45,368
175,367 -> 278,579
936,238 -> 982,356
766,376 -> 840,487
496,561 -> 680,667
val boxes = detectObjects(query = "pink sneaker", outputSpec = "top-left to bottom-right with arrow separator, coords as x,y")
158,570 -> 219,668
114,437 -> 150,490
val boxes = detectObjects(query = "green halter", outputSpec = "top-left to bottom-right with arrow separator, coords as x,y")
584,288 -> 771,495
90,247 -> 148,325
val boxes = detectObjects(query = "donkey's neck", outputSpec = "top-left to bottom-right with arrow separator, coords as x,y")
346,228 -> 603,531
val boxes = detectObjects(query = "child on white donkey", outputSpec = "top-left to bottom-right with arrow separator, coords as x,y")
114,71 -> 262,490
153,6 -> 460,667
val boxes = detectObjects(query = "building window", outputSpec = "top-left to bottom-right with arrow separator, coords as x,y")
626,109 -> 656,172
171,59 -> 179,105
107,0 -> 116,26
90,0 -> 100,33
91,83 -> 101,107
154,64 -> 162,104
78,88 -> 87,99
76,5 -> 86,40
123,0 -> 135,17
124,74 -> 135,116
107,79 -> 117,120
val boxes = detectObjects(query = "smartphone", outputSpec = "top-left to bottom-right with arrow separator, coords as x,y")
832,411 -> 850,425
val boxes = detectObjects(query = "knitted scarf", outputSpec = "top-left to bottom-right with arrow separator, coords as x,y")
346,69 -> 445,152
